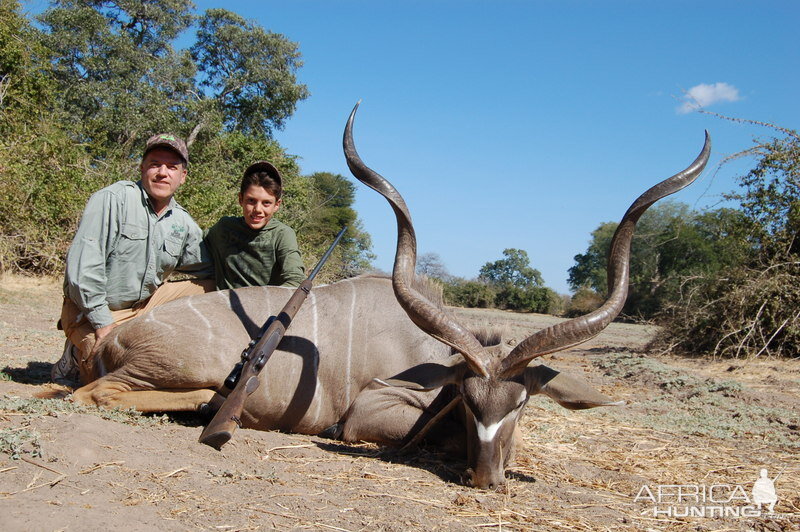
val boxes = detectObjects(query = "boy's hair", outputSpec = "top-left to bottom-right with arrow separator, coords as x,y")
240,161 -> 283,199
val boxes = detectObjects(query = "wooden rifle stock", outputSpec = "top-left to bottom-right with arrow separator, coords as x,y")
199,227 -> 346,449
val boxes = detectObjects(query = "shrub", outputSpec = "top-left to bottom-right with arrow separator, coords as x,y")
443,279 -> 497,308
652,263 -> 800,358
564,286 -> 604,317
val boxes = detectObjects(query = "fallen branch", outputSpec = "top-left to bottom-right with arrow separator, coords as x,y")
21,456 -> 65,476
80,461 -> 125,474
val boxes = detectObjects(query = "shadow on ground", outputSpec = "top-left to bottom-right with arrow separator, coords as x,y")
314,439 -> 537,489
3,362 -> 53,385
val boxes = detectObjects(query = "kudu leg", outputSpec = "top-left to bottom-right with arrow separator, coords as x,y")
340,385 -> 465,453
72,378 -> 218,412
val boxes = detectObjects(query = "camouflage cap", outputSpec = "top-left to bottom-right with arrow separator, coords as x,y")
144,133 -> 189,164
243,161 -> 282,187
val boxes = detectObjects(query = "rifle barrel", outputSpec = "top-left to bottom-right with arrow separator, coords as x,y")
308,227 -> 347,281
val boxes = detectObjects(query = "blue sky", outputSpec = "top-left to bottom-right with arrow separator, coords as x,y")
29,0 -> 800,292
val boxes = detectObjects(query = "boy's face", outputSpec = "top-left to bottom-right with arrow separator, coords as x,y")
239,184 -> 282,230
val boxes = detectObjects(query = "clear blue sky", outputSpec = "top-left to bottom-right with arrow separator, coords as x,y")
32,0 -> 800,292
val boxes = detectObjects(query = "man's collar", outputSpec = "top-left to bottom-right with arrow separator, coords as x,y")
136,180 -> 176,216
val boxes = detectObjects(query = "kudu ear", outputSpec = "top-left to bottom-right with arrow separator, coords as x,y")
525,365 -> 624,410
374,354 -> 467,391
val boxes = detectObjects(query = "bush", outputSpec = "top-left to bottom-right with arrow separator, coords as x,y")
442,277 -> 562,315
652,263 -> 800,358
0,125 -> 106,273
0,128 -> 371,281
652,121 -> 799,358
564,286 -> 604,317
443,279 -> 496,308
495,285 -> 559,314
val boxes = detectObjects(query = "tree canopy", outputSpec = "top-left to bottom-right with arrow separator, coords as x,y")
568,202 -> 752,320
298,172 -> 374,280
34,0 -> 308,156
191,9 -> 309,137
439,249 -> 559,314
0,0 -> 365,278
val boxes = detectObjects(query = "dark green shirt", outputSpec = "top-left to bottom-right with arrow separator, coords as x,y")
204,217 -> 305,290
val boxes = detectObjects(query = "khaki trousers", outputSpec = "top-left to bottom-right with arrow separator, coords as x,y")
61,279 -> 215,383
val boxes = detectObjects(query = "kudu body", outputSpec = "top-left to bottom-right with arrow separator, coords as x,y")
73,276 -> 451,432
72,105 -> 710,489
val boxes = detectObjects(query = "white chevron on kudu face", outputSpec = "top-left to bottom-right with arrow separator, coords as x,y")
474,389 -> 527,443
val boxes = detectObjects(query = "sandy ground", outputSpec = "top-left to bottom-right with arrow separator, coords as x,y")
0,275 -> 798,531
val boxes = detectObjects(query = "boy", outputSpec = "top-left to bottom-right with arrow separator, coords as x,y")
204,161 -> 305,289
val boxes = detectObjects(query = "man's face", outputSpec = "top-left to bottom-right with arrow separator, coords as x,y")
140,148 -> 187,209
239,184 -> 282,230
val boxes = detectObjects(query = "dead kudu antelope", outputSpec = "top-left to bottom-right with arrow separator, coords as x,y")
71,105 -> 710,489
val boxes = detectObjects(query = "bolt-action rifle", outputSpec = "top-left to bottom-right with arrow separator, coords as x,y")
198,227 -> 347,450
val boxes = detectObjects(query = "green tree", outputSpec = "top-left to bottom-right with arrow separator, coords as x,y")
37,0 -> 197,155
478,249 -> 556,313
36,2 -> 309,156
567,202 -> 752,319
568,221 -> 616,294
191,9 -> 309,138
0,0 -> 53,128
726,134 -> 800,258
479,248 -> 544,288
298,172 -> 373,279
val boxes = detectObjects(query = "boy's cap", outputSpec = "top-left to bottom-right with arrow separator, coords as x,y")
144,133 -> 189,164
244,161 -> 282,186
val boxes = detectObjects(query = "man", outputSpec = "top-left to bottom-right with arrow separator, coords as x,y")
53,133 -> 214,385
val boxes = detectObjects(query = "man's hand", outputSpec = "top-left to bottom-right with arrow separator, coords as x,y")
92,323 -> 118,355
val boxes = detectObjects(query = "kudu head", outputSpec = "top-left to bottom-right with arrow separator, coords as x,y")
343,102 -> 711,489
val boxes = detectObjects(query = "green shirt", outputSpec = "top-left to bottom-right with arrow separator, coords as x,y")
63,181 -> 212,329
204,217 -> 305,290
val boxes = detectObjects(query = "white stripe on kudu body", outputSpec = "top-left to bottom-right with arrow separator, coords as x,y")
344,279 -> 357,409
186,298 -> 212,343
309,292 -> 324,425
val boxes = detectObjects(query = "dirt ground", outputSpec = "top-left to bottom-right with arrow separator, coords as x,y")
0,275 -> 798,531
